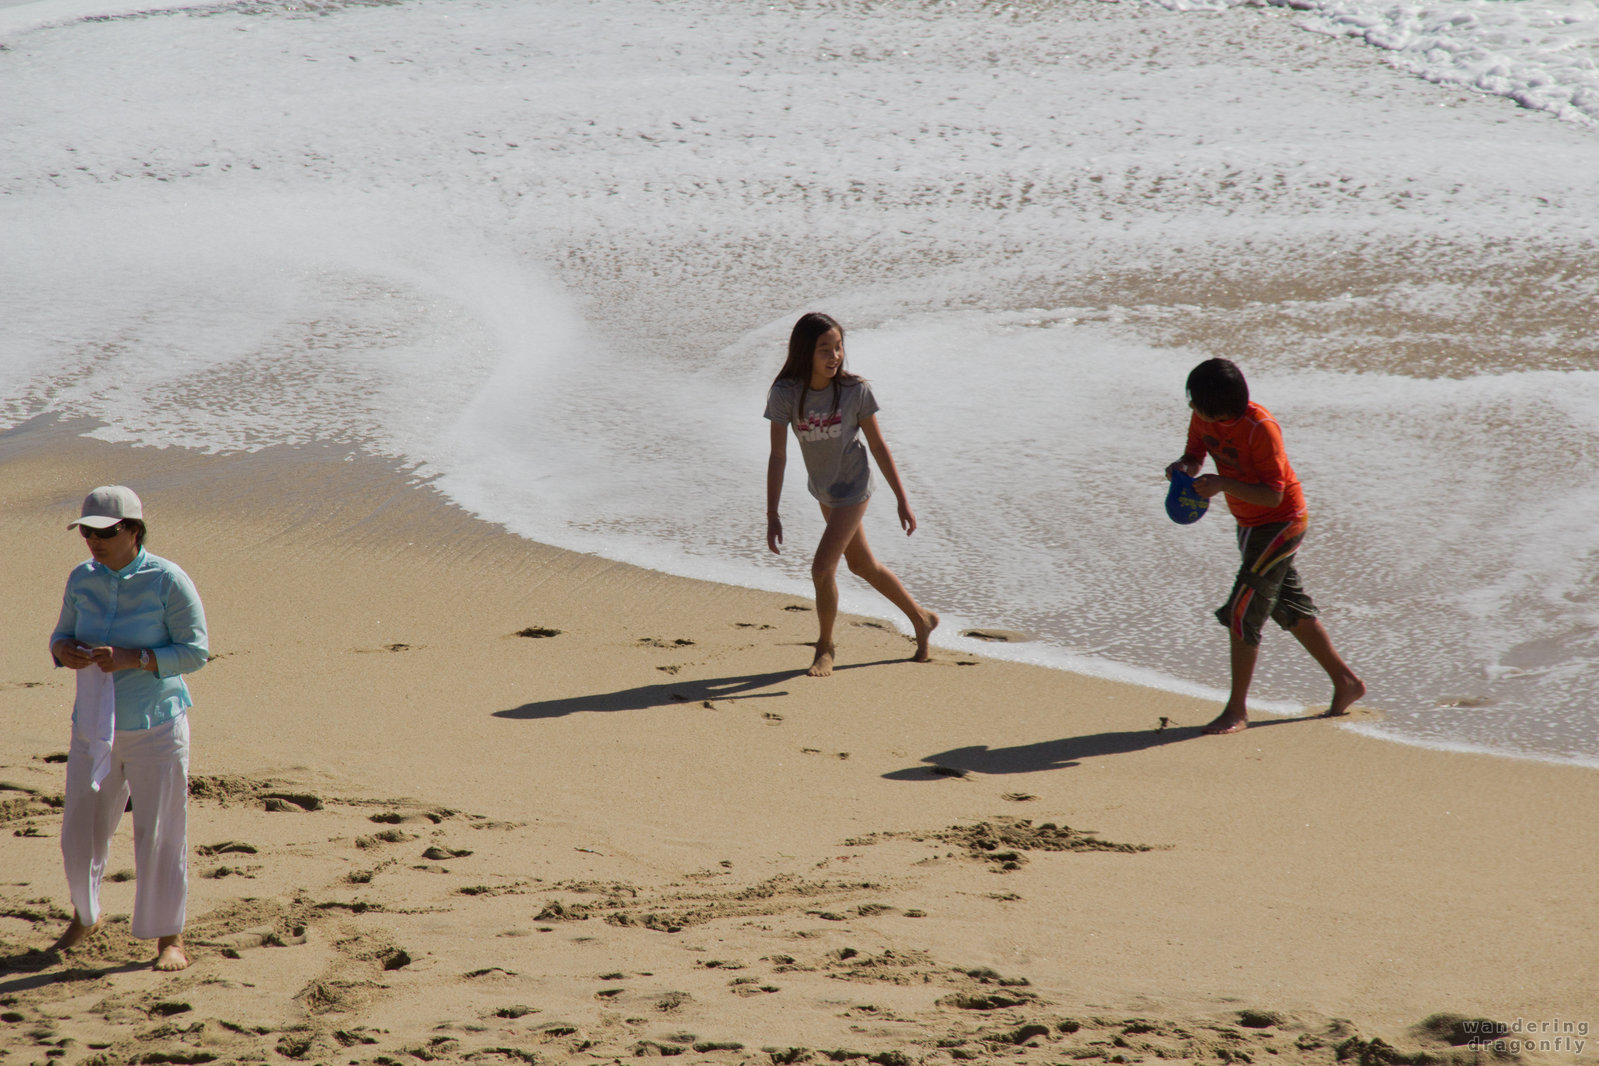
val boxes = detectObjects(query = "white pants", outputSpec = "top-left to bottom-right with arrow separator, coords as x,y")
61,713 -> 189,940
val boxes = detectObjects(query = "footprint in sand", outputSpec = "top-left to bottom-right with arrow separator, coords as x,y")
517,626 -> 562,638
369,809 -> 448,824
356,829 -> 412,848
762,712 -> 783,724
262,925 -> 309,947
354,643 -> 421,653
421,846 -> 473,860
1436,695 -> 1491,708
961,629 -> 1031,643
783,605 -> 812,612
203,865 -> 259,879
734,622 -> 774,630
262,792 -> 323,813
637,637 -> 695,648
346,864 -> 388,885
494,1005 -> 537,1019
729,978 -> 778,997
938,989 -> 1035,1010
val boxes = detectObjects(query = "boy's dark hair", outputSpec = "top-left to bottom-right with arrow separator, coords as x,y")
1186,358 -> 1250,420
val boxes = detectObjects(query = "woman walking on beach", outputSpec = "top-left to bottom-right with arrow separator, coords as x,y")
49,486 -> 208,972
765,312 -> 938,676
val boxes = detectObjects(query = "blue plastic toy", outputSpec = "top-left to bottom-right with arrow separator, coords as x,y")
1165,469 -> 1209,525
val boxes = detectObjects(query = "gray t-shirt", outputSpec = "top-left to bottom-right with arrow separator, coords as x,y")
764,378 -> 880,507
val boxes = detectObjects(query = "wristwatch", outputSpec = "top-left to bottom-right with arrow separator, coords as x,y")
139,649 -> 152,670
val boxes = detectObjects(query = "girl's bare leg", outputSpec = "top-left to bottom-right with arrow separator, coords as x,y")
841,525 -> 938,662
813,504 -> 939,669
809,503 -> 870,676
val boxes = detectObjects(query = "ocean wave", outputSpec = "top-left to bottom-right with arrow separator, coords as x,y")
1144,0 -> 1599,128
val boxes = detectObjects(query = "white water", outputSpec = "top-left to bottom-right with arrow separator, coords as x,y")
3,0 -> 1597,765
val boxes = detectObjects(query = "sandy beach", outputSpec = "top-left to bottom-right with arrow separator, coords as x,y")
2,417 -> 1595,1066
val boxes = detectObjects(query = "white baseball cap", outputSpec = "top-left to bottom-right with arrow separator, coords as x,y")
68,485 -> 144,530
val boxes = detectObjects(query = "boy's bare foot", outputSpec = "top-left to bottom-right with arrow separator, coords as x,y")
807,643 -> 835,678
154,935 -> 189,972
911,611 -> 939,663
1321,675 -> 1367,718
1202,706 -> 1249,735
52,917 -> 100,952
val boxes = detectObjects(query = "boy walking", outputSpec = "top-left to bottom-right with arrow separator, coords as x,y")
1166,358 -> 1364,734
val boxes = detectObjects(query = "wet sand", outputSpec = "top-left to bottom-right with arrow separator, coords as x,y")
2,417 -> 1596,1065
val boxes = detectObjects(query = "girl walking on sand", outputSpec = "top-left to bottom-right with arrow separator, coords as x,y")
764,312 -> 938,676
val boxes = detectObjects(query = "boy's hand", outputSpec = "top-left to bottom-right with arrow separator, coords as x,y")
1192,475 -> 1284,508
1165,458 -> 1199,481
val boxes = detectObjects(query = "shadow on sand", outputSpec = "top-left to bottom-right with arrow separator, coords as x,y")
884,714 -> 1319,779
494,659 -> 905,720
0,950 -> 150,994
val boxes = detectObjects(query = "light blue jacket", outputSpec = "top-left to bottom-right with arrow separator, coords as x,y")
51,548 -> 209,732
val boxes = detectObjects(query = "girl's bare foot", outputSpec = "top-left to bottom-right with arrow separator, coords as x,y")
1202,706 -> 1249,735
912,611 -> 939,663
154,935 -> 189,971
52,917 -> 99,952
1322,676 -> 1367,718
808,643 -> 835,677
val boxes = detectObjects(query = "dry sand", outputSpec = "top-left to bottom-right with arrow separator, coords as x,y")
3,418 -> 1596,1066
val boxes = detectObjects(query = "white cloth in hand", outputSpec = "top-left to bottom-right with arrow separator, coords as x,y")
73,667 -> 116,792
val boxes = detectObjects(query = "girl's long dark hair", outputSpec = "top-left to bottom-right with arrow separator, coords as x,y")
772,312 -> 863,424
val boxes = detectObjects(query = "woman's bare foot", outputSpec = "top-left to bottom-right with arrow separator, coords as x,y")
154,935 -> 189,972
1202,705 -> 1249,735
911,611 -> 939,663
1321,675 -> 1367,718
51,917 -> 99,952
808,643 -> 835,678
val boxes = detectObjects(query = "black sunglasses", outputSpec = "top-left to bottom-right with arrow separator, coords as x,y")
79,522 -> 125,540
